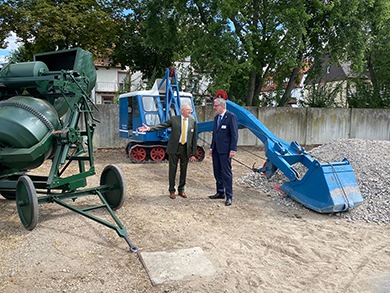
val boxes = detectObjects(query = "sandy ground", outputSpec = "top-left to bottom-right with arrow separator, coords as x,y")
1,147 -> 390,292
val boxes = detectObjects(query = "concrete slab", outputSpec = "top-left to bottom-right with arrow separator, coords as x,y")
139,247 -> 216,285
372,272 -> 390,293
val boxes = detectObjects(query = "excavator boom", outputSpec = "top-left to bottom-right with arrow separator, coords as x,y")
199,100 -> 363,213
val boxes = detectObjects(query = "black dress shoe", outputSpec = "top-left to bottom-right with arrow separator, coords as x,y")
208,193 -> 225,199
225,199 -> 232,206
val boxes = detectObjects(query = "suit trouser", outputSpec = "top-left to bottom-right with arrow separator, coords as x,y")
168,144 -> 189,193
212,151 -> 233,200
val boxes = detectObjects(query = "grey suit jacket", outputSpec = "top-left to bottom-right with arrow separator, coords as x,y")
149,115 -> 198,157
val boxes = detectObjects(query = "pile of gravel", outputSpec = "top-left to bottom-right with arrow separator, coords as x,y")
237,139 -> 390,224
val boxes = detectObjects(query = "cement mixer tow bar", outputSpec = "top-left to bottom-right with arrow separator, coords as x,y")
0,48 -> 137,252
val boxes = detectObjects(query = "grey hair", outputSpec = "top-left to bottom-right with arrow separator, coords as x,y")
214,98 -> 226,108
180,103 -> 192,110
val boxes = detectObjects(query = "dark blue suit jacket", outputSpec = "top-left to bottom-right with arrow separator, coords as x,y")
210,110 -> 238,154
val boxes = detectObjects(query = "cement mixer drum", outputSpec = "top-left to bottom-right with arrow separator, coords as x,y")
0,96 -> 60,170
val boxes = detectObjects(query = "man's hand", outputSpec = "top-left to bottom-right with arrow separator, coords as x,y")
229,151 -> 236,158
138,123 -> 149,132
189,156 -> 196,163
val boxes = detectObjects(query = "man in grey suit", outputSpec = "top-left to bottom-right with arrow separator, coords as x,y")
138,104 -> 198,199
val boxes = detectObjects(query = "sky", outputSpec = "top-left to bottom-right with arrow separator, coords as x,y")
0,32 -> 20,63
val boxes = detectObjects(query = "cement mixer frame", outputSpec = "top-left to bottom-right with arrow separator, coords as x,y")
0,48 -> 137,252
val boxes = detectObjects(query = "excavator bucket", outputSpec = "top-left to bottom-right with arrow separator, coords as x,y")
279,158 -> 363,213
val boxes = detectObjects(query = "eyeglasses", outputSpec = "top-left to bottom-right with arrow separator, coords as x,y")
213,104 -> 222,108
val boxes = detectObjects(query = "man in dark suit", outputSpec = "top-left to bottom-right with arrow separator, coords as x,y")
138,104 -> 197,199
208,97 -> 239,206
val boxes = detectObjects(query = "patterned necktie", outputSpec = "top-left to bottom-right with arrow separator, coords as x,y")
217,115 -> 222,128
181,118 -> 187,144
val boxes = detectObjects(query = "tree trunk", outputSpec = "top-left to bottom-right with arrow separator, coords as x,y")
367,54 -> 380,106
246,72 -> 256,106
279,66 -> 300,107
253,74 -> 263,106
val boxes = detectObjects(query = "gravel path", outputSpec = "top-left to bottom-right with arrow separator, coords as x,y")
237,139 -> 390,224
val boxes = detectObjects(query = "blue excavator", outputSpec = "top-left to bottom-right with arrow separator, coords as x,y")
118,68 -> 363,213
119,67 -> 205,162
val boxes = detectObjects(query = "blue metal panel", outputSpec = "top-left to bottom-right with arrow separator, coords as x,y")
119,96 -> 129,138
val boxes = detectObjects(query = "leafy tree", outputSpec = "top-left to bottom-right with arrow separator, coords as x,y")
8,45 -> 27,62
0,2 -> 11,50
269,0 -> 375,107
3,0 -> 389,109
111,0 -> 187,79
328,0 -> 390,108
179,0 -> 389,108
359,0 -> 390,108
0,0 -> 122,61
177,0 -> 304,105
175,0 -> 339,106
277,0 -> 335,107
346,78 -> 376,108
303,82 -> 344,107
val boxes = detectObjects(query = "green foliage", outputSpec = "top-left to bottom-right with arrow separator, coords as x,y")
0,2 -> 12,49
111,0 -> 187,80
8,45 -> 27,62
347,78 -> 390,108
173,0 -> 360,107
2,0 -> 390,109
346,79 -> 375,108
332,0 -> 390,108
303,82 -> 344,108
0,0 -> 121,60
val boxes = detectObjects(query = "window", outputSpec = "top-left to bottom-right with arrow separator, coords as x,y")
142,96 -> 159,111
145,114 -> 161,126
102,96 -> 114,104
133,98 -> 139,118
142,96 -> 160,126
118,72 -> 128,92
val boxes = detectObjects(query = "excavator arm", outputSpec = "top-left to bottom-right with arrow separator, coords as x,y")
198,100 -> 363,213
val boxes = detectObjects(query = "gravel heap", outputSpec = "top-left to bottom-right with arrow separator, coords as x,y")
237,139 -> 390,224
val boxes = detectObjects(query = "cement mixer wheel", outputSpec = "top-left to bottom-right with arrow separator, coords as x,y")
16,175 -> 39,231
100,165 -> 125,210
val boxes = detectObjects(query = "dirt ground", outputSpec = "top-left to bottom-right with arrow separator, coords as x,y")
1,147 -> 390,292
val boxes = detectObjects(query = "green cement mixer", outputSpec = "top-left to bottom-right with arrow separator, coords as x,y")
0,48 -> 137,252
